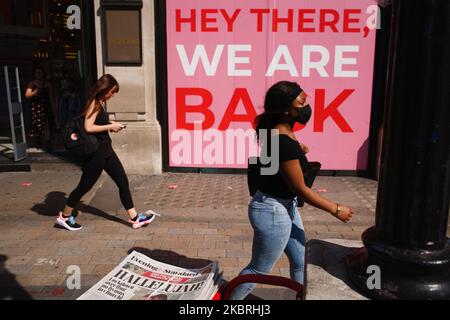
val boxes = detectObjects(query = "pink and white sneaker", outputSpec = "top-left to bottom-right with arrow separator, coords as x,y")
129,210 -> 159,229
56,212 -> 82,231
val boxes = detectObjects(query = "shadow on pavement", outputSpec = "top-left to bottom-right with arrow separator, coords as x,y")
128,247 -> 214,269
0,255 -> 33,300
128,247 -> 270,300
31,191 -> 130,227
306,239 -> 368,296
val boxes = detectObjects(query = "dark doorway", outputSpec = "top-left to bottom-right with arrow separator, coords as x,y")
0,0 -> 96,165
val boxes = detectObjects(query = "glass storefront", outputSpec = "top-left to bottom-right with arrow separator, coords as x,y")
0,0 -> 95,154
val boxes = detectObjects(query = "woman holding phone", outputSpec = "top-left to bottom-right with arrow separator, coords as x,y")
56,74 -> 157,231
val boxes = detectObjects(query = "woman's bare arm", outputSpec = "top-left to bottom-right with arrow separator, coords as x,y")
84,101 -> 111,133
84,100 -> 124,133
25,82 -> 38,99
279,159 -> 353,222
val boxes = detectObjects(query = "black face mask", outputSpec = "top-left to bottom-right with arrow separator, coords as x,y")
292,104 -> 312,125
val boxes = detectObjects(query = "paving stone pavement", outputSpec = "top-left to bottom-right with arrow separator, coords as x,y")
0,171 -> 448,300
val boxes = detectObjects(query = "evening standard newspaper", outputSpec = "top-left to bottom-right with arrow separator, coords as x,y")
77,251 -> 222,300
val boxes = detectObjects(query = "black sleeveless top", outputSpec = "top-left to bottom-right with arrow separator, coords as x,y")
94,105 -> 114,157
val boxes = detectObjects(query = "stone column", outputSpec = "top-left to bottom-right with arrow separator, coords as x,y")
346,0 -> 450,299
94,0 -> 162,175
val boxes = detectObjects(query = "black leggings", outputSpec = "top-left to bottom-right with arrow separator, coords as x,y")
67,151 -> 134,210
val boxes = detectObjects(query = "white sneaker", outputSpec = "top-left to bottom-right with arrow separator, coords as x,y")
56,212 -> 82,231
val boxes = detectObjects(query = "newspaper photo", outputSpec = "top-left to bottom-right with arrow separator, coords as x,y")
77,251 -> 222,300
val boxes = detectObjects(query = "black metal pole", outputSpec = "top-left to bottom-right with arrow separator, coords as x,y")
346,0 -> 450,299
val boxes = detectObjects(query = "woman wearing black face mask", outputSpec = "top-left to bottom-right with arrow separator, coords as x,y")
231,81 -> 354,300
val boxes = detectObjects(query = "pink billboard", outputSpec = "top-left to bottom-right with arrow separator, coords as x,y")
166,0 -> 378,170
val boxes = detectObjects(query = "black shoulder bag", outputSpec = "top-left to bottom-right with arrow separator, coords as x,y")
62,114 -> 99,160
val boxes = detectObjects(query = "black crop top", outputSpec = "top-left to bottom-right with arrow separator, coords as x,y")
258,134 -> 311,199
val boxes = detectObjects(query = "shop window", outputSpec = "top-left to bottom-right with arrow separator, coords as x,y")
0,0 -> 93,153
32,0 -> 85,128
0,0 -> 48,37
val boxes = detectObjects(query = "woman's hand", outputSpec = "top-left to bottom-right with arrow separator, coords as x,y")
333,204 -> 353,223
25,87 -> 39,99
109,122 -> 125,133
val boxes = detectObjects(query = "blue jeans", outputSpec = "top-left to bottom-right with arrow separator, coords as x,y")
230,190 -> 306,300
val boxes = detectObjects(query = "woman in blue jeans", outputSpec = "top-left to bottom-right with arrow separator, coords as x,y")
231,81 -> 354,300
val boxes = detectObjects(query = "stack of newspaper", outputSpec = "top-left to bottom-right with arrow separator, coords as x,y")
78,250 -> 222,300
